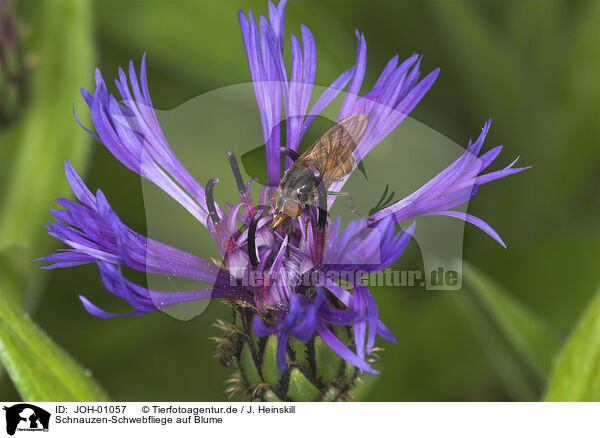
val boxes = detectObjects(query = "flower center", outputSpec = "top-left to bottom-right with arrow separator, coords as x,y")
224,236 -> 237,253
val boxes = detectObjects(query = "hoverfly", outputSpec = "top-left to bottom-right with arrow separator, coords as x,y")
270,113 -> 369,231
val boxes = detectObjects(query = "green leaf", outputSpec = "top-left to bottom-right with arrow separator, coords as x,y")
321,386 -> 341,402
262,389 -> 282,402
0,0 -> 95,390
314,335 -> 341,383
287,368 -> 320,402
239,344 -> 261,386
544,284 -> 600,401
0,291 -> 109,401
451,292 -> 537,401
261,334 -> 282,386
292,339 -> 309,367
0,0 -> 95,307
463,263 -> 560,379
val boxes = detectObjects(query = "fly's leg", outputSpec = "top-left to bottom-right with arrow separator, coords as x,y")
285,218 -> 293,257
303,211 -> 310,243
327,191 -> 374,221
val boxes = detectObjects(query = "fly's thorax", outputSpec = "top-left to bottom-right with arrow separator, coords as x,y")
279,165 -> 315,206
269,166 -> 315,230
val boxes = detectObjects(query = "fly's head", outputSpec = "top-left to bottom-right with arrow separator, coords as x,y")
269,189 -> 303,231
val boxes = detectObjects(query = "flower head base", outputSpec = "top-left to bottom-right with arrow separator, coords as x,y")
39,0 -> 529,390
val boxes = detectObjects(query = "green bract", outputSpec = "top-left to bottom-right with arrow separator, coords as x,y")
214,301 -> 363,402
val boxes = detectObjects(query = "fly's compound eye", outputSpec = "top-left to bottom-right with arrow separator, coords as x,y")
283,200 -> 303,217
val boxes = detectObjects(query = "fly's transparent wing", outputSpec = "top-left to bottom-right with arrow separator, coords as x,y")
294,113 -> 368,186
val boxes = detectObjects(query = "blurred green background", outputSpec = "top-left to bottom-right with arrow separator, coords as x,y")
1,0 -> 600,401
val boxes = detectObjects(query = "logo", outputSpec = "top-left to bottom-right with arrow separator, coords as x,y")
2,404 -> 50,435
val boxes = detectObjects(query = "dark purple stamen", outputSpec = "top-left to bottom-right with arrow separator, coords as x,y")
226,150 -> 248,197
279,146 -> 300,162
205,178 -> 221,226
308,165 -> 327,230
248,209 -> 263,269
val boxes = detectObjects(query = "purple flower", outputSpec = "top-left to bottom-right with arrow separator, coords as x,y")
38,0 -> 528,374
369,119 -> 530,247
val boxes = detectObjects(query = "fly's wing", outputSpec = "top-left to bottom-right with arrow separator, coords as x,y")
293,113 -> 368,187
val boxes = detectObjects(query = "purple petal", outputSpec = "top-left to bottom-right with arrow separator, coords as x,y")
368,120 -> 528,247
339,31 -> 367,119
426,210 -> 506,248
83,59 -> 212,225
276,330 -> 288,370
316,322 -> 377,374
79,295 -> 145,319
